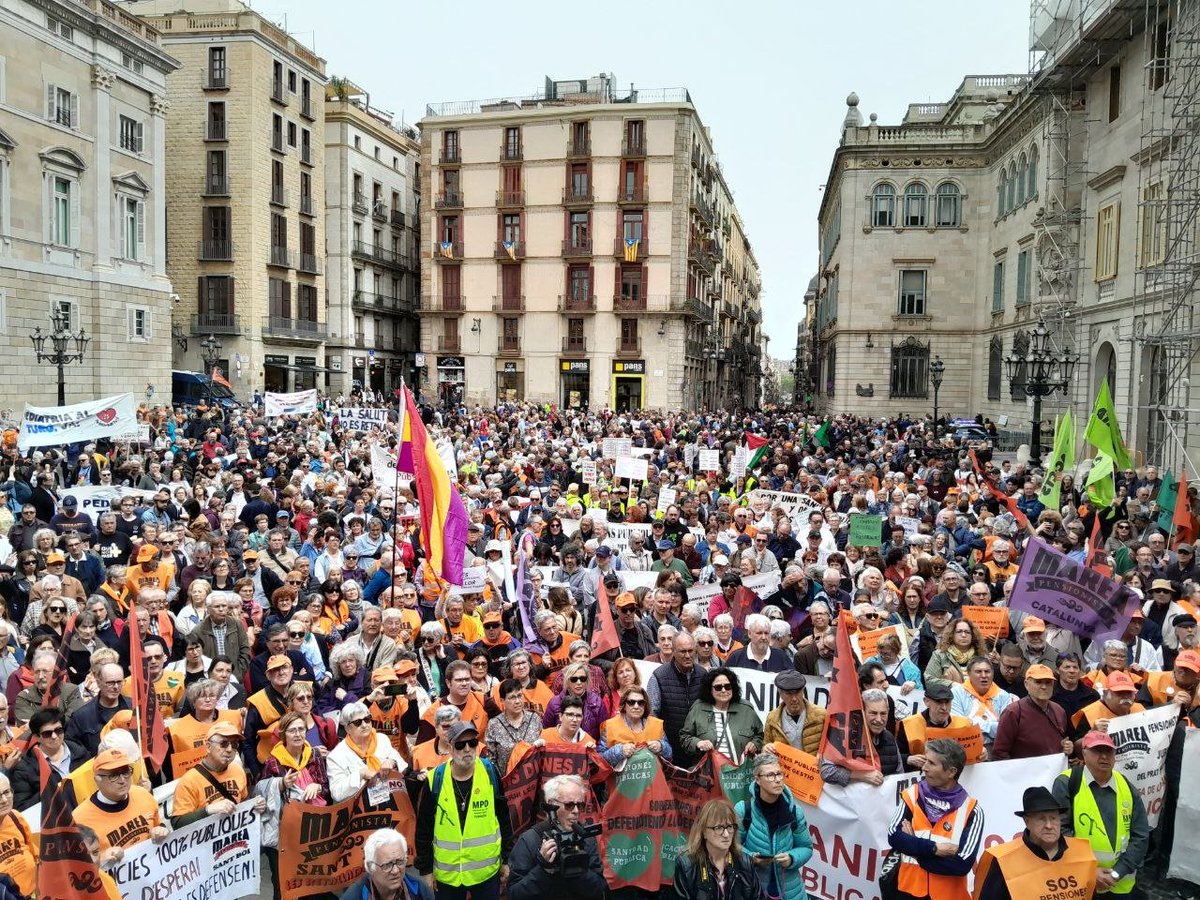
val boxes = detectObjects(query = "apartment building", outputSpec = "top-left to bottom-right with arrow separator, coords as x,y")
0,0 -> 178,404
126,0 -> 326,394
418,74 -> 763,412
324,79 -> 421,396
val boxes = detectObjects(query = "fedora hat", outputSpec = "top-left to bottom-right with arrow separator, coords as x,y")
1016,786 -> 1067,817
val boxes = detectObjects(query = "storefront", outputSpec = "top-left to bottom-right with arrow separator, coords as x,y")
611,359 -> 646,412
496,360 -> 524,403
293,356 -> 318,391
560,359 -> 590,409
437,356 -> 465,408
264,355 -> 289,392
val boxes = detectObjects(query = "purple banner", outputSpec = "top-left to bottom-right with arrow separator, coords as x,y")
1009,538 -> 1140,641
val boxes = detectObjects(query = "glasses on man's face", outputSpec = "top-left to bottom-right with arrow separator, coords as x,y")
559,800 -> 586,811
453,738 -> 478,751
100,768 -> 133,782
372,858 -> 406,874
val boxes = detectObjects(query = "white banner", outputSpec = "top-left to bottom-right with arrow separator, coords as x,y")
615,456 -> 649,482
264,389 -> 317,418
60,485 -> 157,523
17,393 -> 137,451
656,487 -> 677,516
751,489 -> 822,520
112,799 -> 261,899
697,449 -> 720,471
730,446 -> 748,479
1110,702 -> 1179,827
337,407 -> 389,432
370,444 -> 408,492
580,460 -> 598,485
604,522 -> 654,555
1168,728 -> 1200,883
603,438 -> 633,460
437,438 -> 458,482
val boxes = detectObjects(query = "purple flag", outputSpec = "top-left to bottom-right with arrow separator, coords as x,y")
1009,538 -> 1140,641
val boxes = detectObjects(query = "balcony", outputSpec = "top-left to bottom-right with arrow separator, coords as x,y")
562,336 -> 588,356
298,253 -> 321,275
372,201 -> 388,222
685,338 -> 706,359
353,333 -> 365,348
391,210 -> 405,228
205,120 -> 226,141
496,190 -> 525,209
268,246 -> 293,268
617,185 -> 648,205
492,295 -> 525,312
566,138 -> 591,158
494,241 -> 524,260
613,295 -> 649,313
682,297 -> 713,325
615,336 -> 642,356
189,312 -> 241,335
621,136 -> 646,158
300,195 -> 314,216
300,96 -> 315,120
351,240 -> 411,271
353,194 -> 369,215
439,146 -> 461,165
198,240 -> 233,261
691,146 -> 701,170
723,301 -> 738,319
561,238 -> 592,258
271,80 -> 286,105
352,291 -> 418,317
203,71 -> 228,91
746,308 -> 762,324
300,144 -> 312,166
262,316 -> 326,343
563,186 -> 593,206
558,294 -> 596,313
613,237 -> 647,260
202,174 -> 229,197
499,145 -> 523,162
428,294 -> 464,313
434,191 -> 463,210
438,335 -> 461,352
270,186 -> 289,207
498,335 -> 521,356
432,240 -> 462,262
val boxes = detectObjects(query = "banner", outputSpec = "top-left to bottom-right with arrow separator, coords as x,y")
771,741 -> 824,805
751,489 -> 822,520
848,513 -> 883,547
501,744 -> 611,835
1109,702 -> 1179,827
961,604 -> 1010,639
697,448 -> 721,471
17,393 -> 137,451
113,801 -> 261,899
1168,728 -> 1200,883
602,437 -> 633,460
614,456 -> 649,482
59,485 -> 157,524
604,522 -> 654,555
279,785 -> 415,900
337,407 -> 389,432
1009,538 -> 1140,641
370,444 -> 407,492
264,389 -> 318,418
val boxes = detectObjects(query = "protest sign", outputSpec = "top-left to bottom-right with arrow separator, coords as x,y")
615,456 -> 649,482
136,423 -> 151,444
1168,728 -> 1200,884
850,624 -> 907,661
602,750 -> 673,890
897,515 -> 921,537
770,741 -> 824,805
457,566 -> 488,593
336,407 -> 389,432
501,744 -> 611,835
741,570 -> 782,601
684,444 -> 696,470
17,393 -> 137,451
1110,702 -> 1179,827
605,522 -> 654,555
685,581 -> 722,621
656,486 -> 677,516
59,486 -> 157,524
580,459 -> 598,485
113,801 -> 260,900
264,388 -> 318,418
848,513 -> 883,547
962,604 -> 1010,639
603,437 -> 633,459
369,443 -> 404,491
697,448 -> 720,471
621,570 -> 658,592
437,437 -> 458,482
1010,538 -> 1140,641
730,446 -> 748,479
279,785 -> 415,900
751,489 -> 822,520
925,724 -> 985,763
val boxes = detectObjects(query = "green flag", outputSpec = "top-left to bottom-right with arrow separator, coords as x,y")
1086,451 -> 1115,508
1038,410 -> 1076,511
813,421 -> 831,448
1157,471 -> 1178,532
1085,378 -> 1134,470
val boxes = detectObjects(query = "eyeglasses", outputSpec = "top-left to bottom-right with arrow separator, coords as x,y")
48,606 -> 66,613
293,694 -> 313,702
756,772 -> 785,781
711,683 -> 733,692
559,800 -> 586,811
453,738 -> 478,751
371,859 -> 406,874
568,676 -> 588,684
99,769 -> 133,781
707,824 -> 735,835
696,640 -> 714,647
346,716 -> 371,728
38,726 -> 64,738
288,631 -> 305,638
484,622 -> 501,629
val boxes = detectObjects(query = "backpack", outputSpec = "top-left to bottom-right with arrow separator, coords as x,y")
429,757 -> 503,807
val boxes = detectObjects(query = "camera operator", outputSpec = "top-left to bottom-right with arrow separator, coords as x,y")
506,774 -> 606,900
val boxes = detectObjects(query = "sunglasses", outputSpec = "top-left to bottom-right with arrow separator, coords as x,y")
288,631 -> 305,638
559,800 -> 586,811
453,738 -> 478,751
696,640 -> 714,647
568,676 -> 588,684
38,726 -> 64,738
711,683 -> 733,692
624,698 -> 646,706
48,606 -> 66,613
346,716 -> 371,728
484,622 -> 501,629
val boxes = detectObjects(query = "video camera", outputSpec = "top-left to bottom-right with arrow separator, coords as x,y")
543,803 -> 602,878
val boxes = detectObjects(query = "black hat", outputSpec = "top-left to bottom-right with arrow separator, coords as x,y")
1173,613 -> 1198,628
924,682 -> 954,702
1016,786 -> 1067,817
927,596 -> 953,614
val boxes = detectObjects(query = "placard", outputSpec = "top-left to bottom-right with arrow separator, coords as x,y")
897,516 -> 921,537
656,487 -> 677,516
769,741 -> 824,806
614,456 -> 649,482
264,389 -> 318,418
337,407 -> 389,432
925,724 -> 985,763
961,604 -> 1011,639
580,459 -> 598,485
60,485 -> 158,524
603,438 -> 633,459
697,449 -> 720,472
849,624 -> 908,661
847,513 -> 883,547
730,447 -> 748,479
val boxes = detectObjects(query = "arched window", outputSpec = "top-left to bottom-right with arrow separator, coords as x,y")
1006,163 -> 1017,214
997,171 -> 1007,216
890,336 -> 930,399
871,183 -> 895,228
1028,145 -> 1039,198
987,337 -> 1003,401
935,183 -> 961,227
1016,153 -> 1029,205
903,183 -> 927,227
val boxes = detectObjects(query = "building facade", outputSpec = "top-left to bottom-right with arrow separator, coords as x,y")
418,75 -> 763,412
323,80 -> 421,397
127,0 -> 326,395
814,0 -> 1200,470
0,0 -> 178,405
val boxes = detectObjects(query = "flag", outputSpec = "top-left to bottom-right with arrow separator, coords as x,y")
1086,513 -> 1112,577
590,590 -> 622,658
744,432 -> 770,471
969,448 -> 1029,529
503,240 -> 516,261
1086,451 -> 1115,509
439,241 -> 454,259
401,383 -> 468,585
813,421 -> 831,448
38,754 -> 102,899
128,605 -> 168,770
41,625 -> 74,709
623,237 -> 639,262
818,611 -> 878,772
395,394 -> 414,475
211,366 -> 232,390
1157,471 -> 1178,532
1172,472 -> 1196,548
1037,409 -> 1076,511
1085,378 -> 1133,470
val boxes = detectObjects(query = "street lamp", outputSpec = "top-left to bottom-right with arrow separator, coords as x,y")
929,355 -> 945,437
1004,315 -> 1077,463
199,333 -> 223,405
30,308 -> 90,406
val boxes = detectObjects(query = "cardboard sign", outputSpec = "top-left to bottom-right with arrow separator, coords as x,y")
615,456 -> 649,482
337,407 -> 389,432
850,624 -> 907,661
926,724 -> 985,763
848,513 -> 883,547
897,516 -> 921,537
771,741 -> 825,806
730,447 -> 748,479
962,604 -> 1010,639
697,449 -> 720,471
603,438 -> 633,460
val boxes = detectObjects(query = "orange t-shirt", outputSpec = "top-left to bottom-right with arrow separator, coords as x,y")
73,785 -> 162,851
529,633 -> 580,673
171,763 -> 249,817
0,811 -> 36,897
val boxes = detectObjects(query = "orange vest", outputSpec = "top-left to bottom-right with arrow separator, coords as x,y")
421,692 -> 489,737
896,785 -> 977,900
370,697 -> 411,763
411,738 -> 449,774
972,835 -> 1097,900
602,715 -> 664,747
899,714 -> 977,758
1071,698 -> 1146,730
529,632 -> 580,673
248,688 -> 289,762
489,680 -> 554,717
538,726 -> 595,747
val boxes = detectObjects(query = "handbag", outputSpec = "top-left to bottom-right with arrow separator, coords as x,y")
878,850 -> 901,900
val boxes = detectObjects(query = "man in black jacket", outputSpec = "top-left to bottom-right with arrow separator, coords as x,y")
66,662 -> 132,759
648,632 -> 703,766
507,774 -> 605,900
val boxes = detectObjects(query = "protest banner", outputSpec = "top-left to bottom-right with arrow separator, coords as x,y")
1168,728 -> 1200,884
603,437 -> 633,459
59,485 -> 157,524
849,623 -> 908,661
1109,702 -> 1179,827
17,393 -> 137,451
501,743 -> 611,834
1010,538 -> 1140,641
615,456 -> 649,482
697,448 -> 721,471
113,800 -> 261,899
684,444 -> 696,471
770,741 -> 824,805
279,785 -> 415,900
336,407 -> 389,432
741,570 -> 782,601
264,388 -> 318,418
621,570 -> 658,592
751,489 -> 822,520
716,753 -> 754,806
369,443 -> 403,491
580,459 -> 598,485
685,581 -> 723,621
820,613 -> 877,772
962,604 -> 1011,639
897,515 -> 921,537
730,446 -> 748,478
605,521 -> 654,555
656,486 -> 677,516
848,513 -> 883,547
925,723 -> 985,763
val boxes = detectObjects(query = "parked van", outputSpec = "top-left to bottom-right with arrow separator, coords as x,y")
171,371 -> 241,409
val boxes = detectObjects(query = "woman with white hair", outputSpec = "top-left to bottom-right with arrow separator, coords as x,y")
712,613 -> 743,662
693,626 -> 719,670
415,620 -> 447,698
341,827 -> 433,900
318,642 -> 368,717
326,701 -> 407,802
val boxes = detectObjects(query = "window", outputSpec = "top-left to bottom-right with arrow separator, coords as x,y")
1016,154 -> 1028,205
126,305 -> 150,341
1095,201 -> 1119,280
207,102 -> 226,140
903,183 -> 927,227
1151,17 -> 1170,91
1016,249 -> 1031,306
569,211 -> 589,243
1006,164 -> 1017,213
997,171 -> 1007,217
503,127 -> 521,160
567,318 -> 584,346
621,210 -> 644,241
202,206 -> 230,256
1108,65 -> 1121,122
1010,331 -> 1030,401
568,265 -> 591,300
987,337 -> 1003,401
269,278 -> 291,318
620,318 -> 639,347
51,176 -> 72,246
442,266 -> 461,302
353,135 -> 361,151
47,15 -> 72,40
46,85 -> 76,128
288,70 -> 297,94
272,115 -> 284,152
288,121 -> 297,147
120,197 -> 144,260
298,284 -> 317,322
934,183 -> 960,227
119,116 -> 144,154
121,53 -> 143,75
207,47 -> 227,88
198,275 -> 234,316
500,265 -> 521,301
619,265 -> 643,301
1027,146 -> 1038,198
440,216 -> 459,243
992,260 -> 1005,312
501,214 -> 521,243
897,269 -> 926,316
890,338 -> 929,399
871,183 -> 895,227
625,120 -> 645,153
1138,181 -> 1166,268
443,130 -> 459,161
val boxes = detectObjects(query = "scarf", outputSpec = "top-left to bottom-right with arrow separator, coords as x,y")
915,778 -> 969,825
270,740 -> 313,772
963,681 -> 1001,718
346,729 -> 382,773
946,645 -> 975,667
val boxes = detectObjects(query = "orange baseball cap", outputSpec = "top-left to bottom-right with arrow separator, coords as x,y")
372,666 -> 399,684
207,721 -> 243,741
136,544 -> 160,563
1022,616 -> 1046,633
1175,649 -> 1200,673
1104,670 -> 1137,693
1025,664 -> 1055,681
481,610 -> 503,625
46,551 -> 66,564
394,659 -> 417,677
93,748 -> 132,773
266,654 -> 292,672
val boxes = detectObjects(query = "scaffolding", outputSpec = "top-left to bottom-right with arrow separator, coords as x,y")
1134,0 -> 1200,471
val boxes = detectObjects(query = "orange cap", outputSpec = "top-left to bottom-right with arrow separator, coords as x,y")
136,544 -> 160,563
481,610 -> 503,625
207,721 -> 242,741
1026,664 -> 1055,681
394,659 -> 417,677
371,666 -> 399,684
1104,670 -> 1137,693
1022,616 -> 1046,633
1175,649 -> 1200,673
93,748 -> 131,773
266,654 -> 292,672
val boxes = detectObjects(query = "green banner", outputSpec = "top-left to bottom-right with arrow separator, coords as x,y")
848,513 -> 883,547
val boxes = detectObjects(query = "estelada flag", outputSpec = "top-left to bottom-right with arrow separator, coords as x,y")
1173,472 -> 1196,548
37,753 -> 103,900
590,590 -> 622,658
128,605 -> 168,769
818,611 -> 879,772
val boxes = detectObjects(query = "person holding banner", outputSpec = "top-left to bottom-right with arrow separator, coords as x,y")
506,774 -> 606,900
950,657 -> 1013,749
598,684 -> 670,765
763,670 -> 825,755
0,772 -> 36,898
735,752 -> 813,900
327,700 -> 407,802
673,797 -> 764,900
680,667 -> 763,766
897,682 -> 982,771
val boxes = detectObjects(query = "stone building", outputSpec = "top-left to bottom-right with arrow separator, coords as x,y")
813,0 -> 1200,470
323,78 -> 421,397
418,74 -> 763,412
0,0 -> 178,405
127,0 -> 326,394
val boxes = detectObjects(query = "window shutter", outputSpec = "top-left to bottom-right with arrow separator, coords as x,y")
45,83 -> 56,120
135,200 -> 146,261
197,276 -> 205,314
228,277 -> 235,313
69,92 -> 79,129
117,195 -> 127,259
68,178 -> 80,247
45,173 -> 54,244
143,307 -> 153,339
135,121 -> 144,154
127,305 -> 137,340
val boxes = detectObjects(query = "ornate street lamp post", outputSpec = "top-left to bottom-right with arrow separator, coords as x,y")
929,355 -> 945,437
199,334 -> 223,405
1004,315 -> 1078,463
30,308 -> 90,406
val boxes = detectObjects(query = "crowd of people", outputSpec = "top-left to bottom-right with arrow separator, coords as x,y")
0,395 -> 1195,900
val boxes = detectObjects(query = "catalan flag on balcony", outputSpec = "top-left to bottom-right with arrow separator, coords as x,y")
211,366 -> 232,390
624,237 -> 640,262
439,241 -> 454,259
503,240 -> 516,261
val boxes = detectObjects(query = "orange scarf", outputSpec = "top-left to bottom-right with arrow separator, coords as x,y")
963,681 -> 1001,718
270,740 -> 313,772
346,729 -> 381,773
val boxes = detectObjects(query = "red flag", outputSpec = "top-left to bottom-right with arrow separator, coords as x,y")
1173,472 -> 1196,549
590,591 -> 622,658
818,612 -> 879,772
969,449 -> 1029,529
37,752 -> 102,900
1086,512 -> 1113,578
211,366 -> 232,390
128,605 -> 168,769
40,625 -> 74,709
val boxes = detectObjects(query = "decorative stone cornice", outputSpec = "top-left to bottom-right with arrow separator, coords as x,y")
92,65 -> 117,91
150,94 -> 170,117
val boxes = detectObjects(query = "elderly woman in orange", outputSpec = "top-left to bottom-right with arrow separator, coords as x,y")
0,772 -> 37,898
326,700 -> 407,802
410,705 -> 461,781
538,695 -> 596,747
166,679 -> 243,779
598,684 -> 671,766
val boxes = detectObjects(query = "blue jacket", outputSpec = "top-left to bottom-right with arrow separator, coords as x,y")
735,785 -> 813,900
